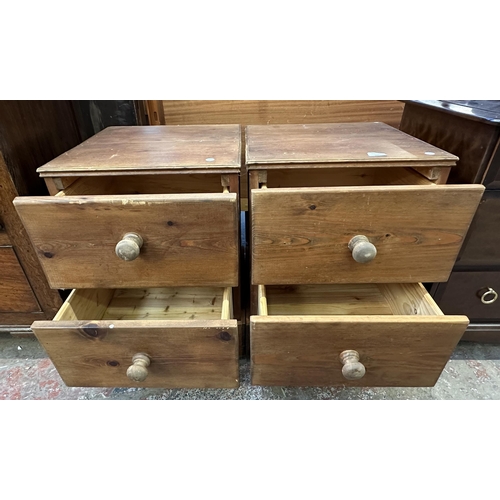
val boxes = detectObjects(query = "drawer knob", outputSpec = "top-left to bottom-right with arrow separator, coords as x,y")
340,350 -> 366,381
348,235 -> 377,263
126,353 -> 151,382
115,233 -> 143,261
479,287 -> 498,305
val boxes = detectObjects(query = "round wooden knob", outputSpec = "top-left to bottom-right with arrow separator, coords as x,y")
126,353 -> 150,382
340,350 -> 366,381
348,235 -> 377,263
115,233 -> 143,261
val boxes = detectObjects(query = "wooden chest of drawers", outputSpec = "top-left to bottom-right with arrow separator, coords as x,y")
246,122 -> 484,387
14,120 -> 486,389
14,125 -> 242,388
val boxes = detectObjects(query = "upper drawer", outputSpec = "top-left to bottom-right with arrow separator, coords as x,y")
14,188 -> 239,289
251,183 -> 484,285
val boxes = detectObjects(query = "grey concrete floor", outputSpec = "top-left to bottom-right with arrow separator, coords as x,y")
1,333 -> 500,399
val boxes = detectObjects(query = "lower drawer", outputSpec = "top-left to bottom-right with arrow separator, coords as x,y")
32,287 -> 239,388
250,283 -> 468,387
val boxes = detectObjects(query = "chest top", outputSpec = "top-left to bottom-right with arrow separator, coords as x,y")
37,125 -> 241,176
245,122 -> 458,168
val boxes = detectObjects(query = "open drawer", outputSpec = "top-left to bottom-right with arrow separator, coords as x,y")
250,283 -> 468,387
14,175 -> 239,289
251,167 -> 484,284
32,287 -> 239,388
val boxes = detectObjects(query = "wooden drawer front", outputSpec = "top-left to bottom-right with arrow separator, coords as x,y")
32,288 -> 239,388
251,185 -> 484,285
455,191 -> 500,267
14,193 -> 238,289
436,271 -> 500,321
0,247 -> 40,313
250,284 -> 468,387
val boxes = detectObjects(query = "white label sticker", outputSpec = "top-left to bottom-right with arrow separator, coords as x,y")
367,152 -> 387,157
424,152 -> 436,155
206,157 -> 215,162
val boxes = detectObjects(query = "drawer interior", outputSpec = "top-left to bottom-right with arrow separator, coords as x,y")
257,283 -> 443,317
55,287 -> 234,321
264,167 -> 434,188
56,173 -> 227,196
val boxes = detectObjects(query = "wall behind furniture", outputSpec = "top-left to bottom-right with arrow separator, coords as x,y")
161,100 -> 404,127
160,100 -> 405,206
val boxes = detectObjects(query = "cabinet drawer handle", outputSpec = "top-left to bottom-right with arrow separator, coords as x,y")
340,350 -> 366,380
480,288 -> 498,305
126,353 -> 151,382
348,235 -> 377,263
115,232 -> 143,261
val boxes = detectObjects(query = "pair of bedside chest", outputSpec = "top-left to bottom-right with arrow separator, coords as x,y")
13,122 -> 484,389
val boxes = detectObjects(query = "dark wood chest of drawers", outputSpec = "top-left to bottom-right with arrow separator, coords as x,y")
400,100 -> 500,342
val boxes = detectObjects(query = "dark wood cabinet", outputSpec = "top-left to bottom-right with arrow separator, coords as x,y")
400,100 -> 500,342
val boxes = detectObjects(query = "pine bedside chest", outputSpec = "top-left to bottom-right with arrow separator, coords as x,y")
246,122 -> 485,387
14,125 -> 242,388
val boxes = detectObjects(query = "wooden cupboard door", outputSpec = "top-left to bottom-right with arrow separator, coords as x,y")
14,193 -> 239,289
251,185 -> 484,285
250,315 -> 467,387
0,247 -> 40,313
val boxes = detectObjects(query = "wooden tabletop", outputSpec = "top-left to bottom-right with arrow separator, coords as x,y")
245,122 -> 458,168
37,125 -> 241,176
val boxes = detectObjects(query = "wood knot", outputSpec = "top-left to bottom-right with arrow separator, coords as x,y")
79,323 -> 106,340
217,331 -> 232,342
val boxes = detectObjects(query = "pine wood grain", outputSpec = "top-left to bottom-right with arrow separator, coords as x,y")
0,247 -> 40,312
251,184 -> 484,285
32,320 -> 239,388
378,283 -> 443,316
162,100 -> 405,128
37,125 -> 241,176
251,283 -> 465,386
58,173 -> 230,196
103,288 -> 225,321
245,122 -> 458,168
265,285 -> 392,316
250,315 -> 468,387
14,193 -> 239,288
265,166 -> 433,188
54,289 -> 115,321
